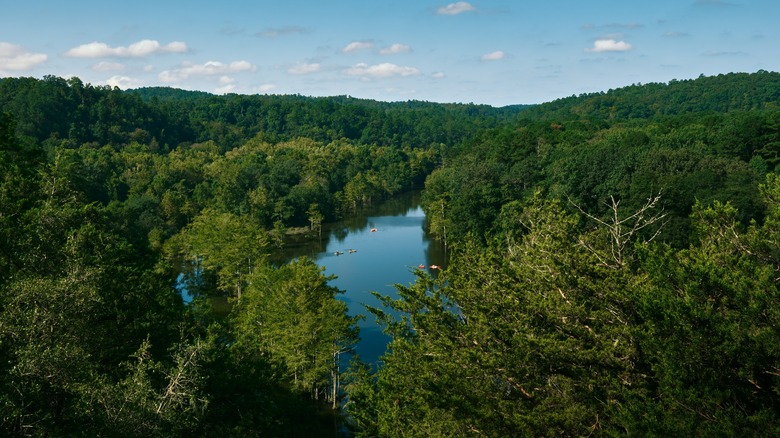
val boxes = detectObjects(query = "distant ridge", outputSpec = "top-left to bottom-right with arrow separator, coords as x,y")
129,86 -> 534,113
519,71 -> 780,121
130,86 -> 213,102
0,76 -> 528,150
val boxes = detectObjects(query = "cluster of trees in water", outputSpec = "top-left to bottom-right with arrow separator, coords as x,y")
1,71 -> 779,435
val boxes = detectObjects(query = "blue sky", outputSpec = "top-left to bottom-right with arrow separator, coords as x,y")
1,0 -> 778,106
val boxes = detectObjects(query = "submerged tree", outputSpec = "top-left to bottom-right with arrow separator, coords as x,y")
233,257 -> 360,407
164,209 -> 270,300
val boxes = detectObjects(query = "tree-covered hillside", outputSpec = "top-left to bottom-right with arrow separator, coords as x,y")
519,70 -> 780,121
0,75 -> 528,152
1,71 -> 780,436
131,87 -> 529,149
350,71 -> 780,436
424,72 -> 780,248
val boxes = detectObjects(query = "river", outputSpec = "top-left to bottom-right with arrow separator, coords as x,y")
274,191 -> 448,366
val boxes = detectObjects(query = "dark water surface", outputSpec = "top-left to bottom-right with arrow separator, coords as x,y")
276,191 -> 448,366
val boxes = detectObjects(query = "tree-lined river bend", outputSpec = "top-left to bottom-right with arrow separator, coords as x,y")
273,191 -> 448,366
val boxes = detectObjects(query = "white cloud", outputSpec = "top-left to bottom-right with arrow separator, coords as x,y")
158,60 -> 255,83
256,83 -> 277,93
431,72 -> 446,79
215,84 -> 236,94
65,40 -> 188,58
585,39 -> 633,53
481,50 -> 505,61
105,75 -> 141,89
380,43 -> 411,55
437,2 -> 476,15
92,61 -> 124,72
342,41 -> 374,53
345,62 -> 420,78
0,42 -> 48,71
288,62 -> 321,75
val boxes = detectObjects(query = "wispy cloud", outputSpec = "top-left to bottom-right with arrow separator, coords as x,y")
584,39 -> 633,53
342,41 -> 374,53
481,50 -> 505,61
662,31 -> 691,38
437,2 -> 476,15
288,62 -> 321,75
158,60 -> 255,82
65,40 -> 188,58
582,23 -> 644,31
345,62 -> 420,78
702,50 -> 748,57
220,25 -> 246,36
257,26 -> 310,38
379,43 -> 411,55
92,61 -> 124,72
0,42 -> 47,71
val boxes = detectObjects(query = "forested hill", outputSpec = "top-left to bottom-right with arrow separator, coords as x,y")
359,71 -> 780,436
0,75 -> 529,152
129,87 -> 529,148
3,71 -> 780,436
131,85 -> 528,116
519,70 -> 780,120
422,70 -> 780,250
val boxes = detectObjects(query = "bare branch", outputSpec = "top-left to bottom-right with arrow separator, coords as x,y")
570,193 -> 668,269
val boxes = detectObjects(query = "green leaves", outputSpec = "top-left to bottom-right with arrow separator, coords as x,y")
165,209 -> 269,299
627,198 -> 780,434
354,189 -> 780,436
233,257 -> 360,404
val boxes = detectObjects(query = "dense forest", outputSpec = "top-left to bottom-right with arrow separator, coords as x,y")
1,71 -> 779,436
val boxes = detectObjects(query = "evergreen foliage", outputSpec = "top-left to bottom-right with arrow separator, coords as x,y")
2,71 -> 780,435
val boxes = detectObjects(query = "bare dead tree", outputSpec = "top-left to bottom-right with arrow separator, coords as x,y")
570,193 -> 668,269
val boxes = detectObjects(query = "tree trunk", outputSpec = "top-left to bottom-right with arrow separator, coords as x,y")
332,348 -> 340,409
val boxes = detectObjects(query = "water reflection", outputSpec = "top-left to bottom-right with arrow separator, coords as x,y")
271,192 -> 435,263
276,191 -> 448,366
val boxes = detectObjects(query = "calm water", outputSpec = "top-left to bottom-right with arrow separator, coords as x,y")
276,191 -> 448,366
